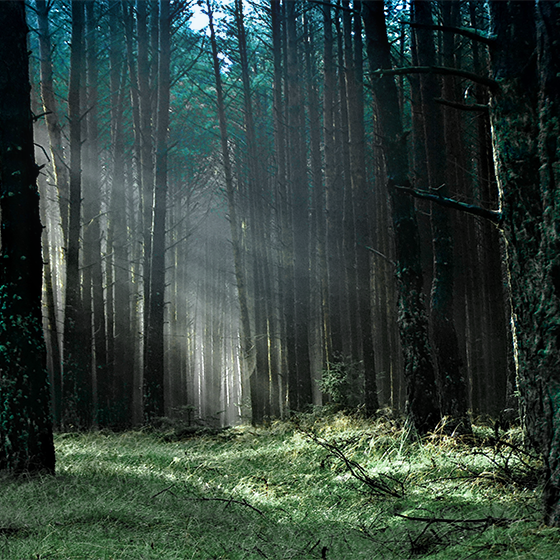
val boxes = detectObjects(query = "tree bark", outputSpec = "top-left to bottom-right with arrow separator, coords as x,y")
286,0 -> 313,411
412,0 -> 470,434
63,0 -> 92,429
487,0 -> 560,526
344,0 -> 379,415
144,0 -> 170,422
362,0 -> 440,434
206,0 -> 256,422
0,0 -> 55,474
35,0 -> 69,244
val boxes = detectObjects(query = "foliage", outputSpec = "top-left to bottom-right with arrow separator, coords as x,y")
1,415 -> 556,559
319,355 -> 364,411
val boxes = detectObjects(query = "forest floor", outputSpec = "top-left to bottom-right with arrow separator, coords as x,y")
1,412 -> 559,560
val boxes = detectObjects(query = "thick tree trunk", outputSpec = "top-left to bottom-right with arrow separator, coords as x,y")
0,0 -> 55,474
362,0 -> 440,434
412,0 -> 470,434
535,0 -> 560,525
488,0 -> 560,527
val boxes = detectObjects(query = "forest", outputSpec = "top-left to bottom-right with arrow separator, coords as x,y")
0,0 -> 559,557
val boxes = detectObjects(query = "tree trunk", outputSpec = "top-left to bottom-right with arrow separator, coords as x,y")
63,0 -> 92,429
362,0 -> 440,434
83,0 -> 108,429
206,0 -> 256,422
35,0 -> 69,244
344,0 -> 379,415
285,0 -> 313,411
412,0 -> 470,434
235,0 -> 271,423
144,0 -> 170,422
488,0 -> 560,526
0,0 -> 55,474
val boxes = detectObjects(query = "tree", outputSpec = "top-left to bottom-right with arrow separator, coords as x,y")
206,0 -> 257,423
487,0 -> 560,527
35,0 -> 64,428
362,0 -> 440,434
411,0 -> 470,434
144,0 -> 171,421
63,0 -> 92,429
0,0 -> 55,474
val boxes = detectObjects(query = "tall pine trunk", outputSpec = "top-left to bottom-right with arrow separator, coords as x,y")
362,0 -> 440,434
412,0 -> 470,434
144,0 -> 170,422
63,0 -> 92,429
0,0 -> 55,474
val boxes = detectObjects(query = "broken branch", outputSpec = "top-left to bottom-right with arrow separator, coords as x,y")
371,66 -> 499,92
393,184 -> 502,226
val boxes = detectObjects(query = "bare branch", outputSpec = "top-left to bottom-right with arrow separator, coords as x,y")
404,21 -> 496,46
395,513 -> 522,527
370,66 -> 499,92
365,246 -> 396,266
434,97 -> 489,112
394,184 -> 502,226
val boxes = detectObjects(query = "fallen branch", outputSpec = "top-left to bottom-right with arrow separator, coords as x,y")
396,513 -> 522,529
151,484 -> 176,499
303,429 -> 404,498
191,495 -> 265,516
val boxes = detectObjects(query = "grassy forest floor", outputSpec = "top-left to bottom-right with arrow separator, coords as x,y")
1,413 -> 559,560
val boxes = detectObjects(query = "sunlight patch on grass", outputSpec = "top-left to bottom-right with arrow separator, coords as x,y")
0,414 -> 557,559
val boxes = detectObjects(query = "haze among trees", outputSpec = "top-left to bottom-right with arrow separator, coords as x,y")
0,0 -> 559,529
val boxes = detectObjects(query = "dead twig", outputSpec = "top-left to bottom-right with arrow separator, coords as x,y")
190,495 -> 265,516
395,513 -> 523,529
150,484 -> 176,499
302,429 -> 405,498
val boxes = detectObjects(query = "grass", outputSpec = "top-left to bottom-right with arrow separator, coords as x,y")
1,412 -> 559,559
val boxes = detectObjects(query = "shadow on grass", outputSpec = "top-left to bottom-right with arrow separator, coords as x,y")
0,422 -> 557,560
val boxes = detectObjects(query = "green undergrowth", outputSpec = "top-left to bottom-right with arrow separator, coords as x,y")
1,412 -> 558,559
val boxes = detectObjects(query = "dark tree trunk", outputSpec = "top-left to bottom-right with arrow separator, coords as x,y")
344,0 -> 379,416
137,0 -> 155,378
0,0 -> 55,474
84,0 -> 108,428
63,0 -> 93,429
304,8 -> 327,407
535,0 -> 560,525
144,0 -> 170,422
488,0 -> 560,526
362,0 -> 440,434
323,2 -> 344,366
271,0 -> 289,416
286,0 -> 313,411
412,0 -> 470,434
